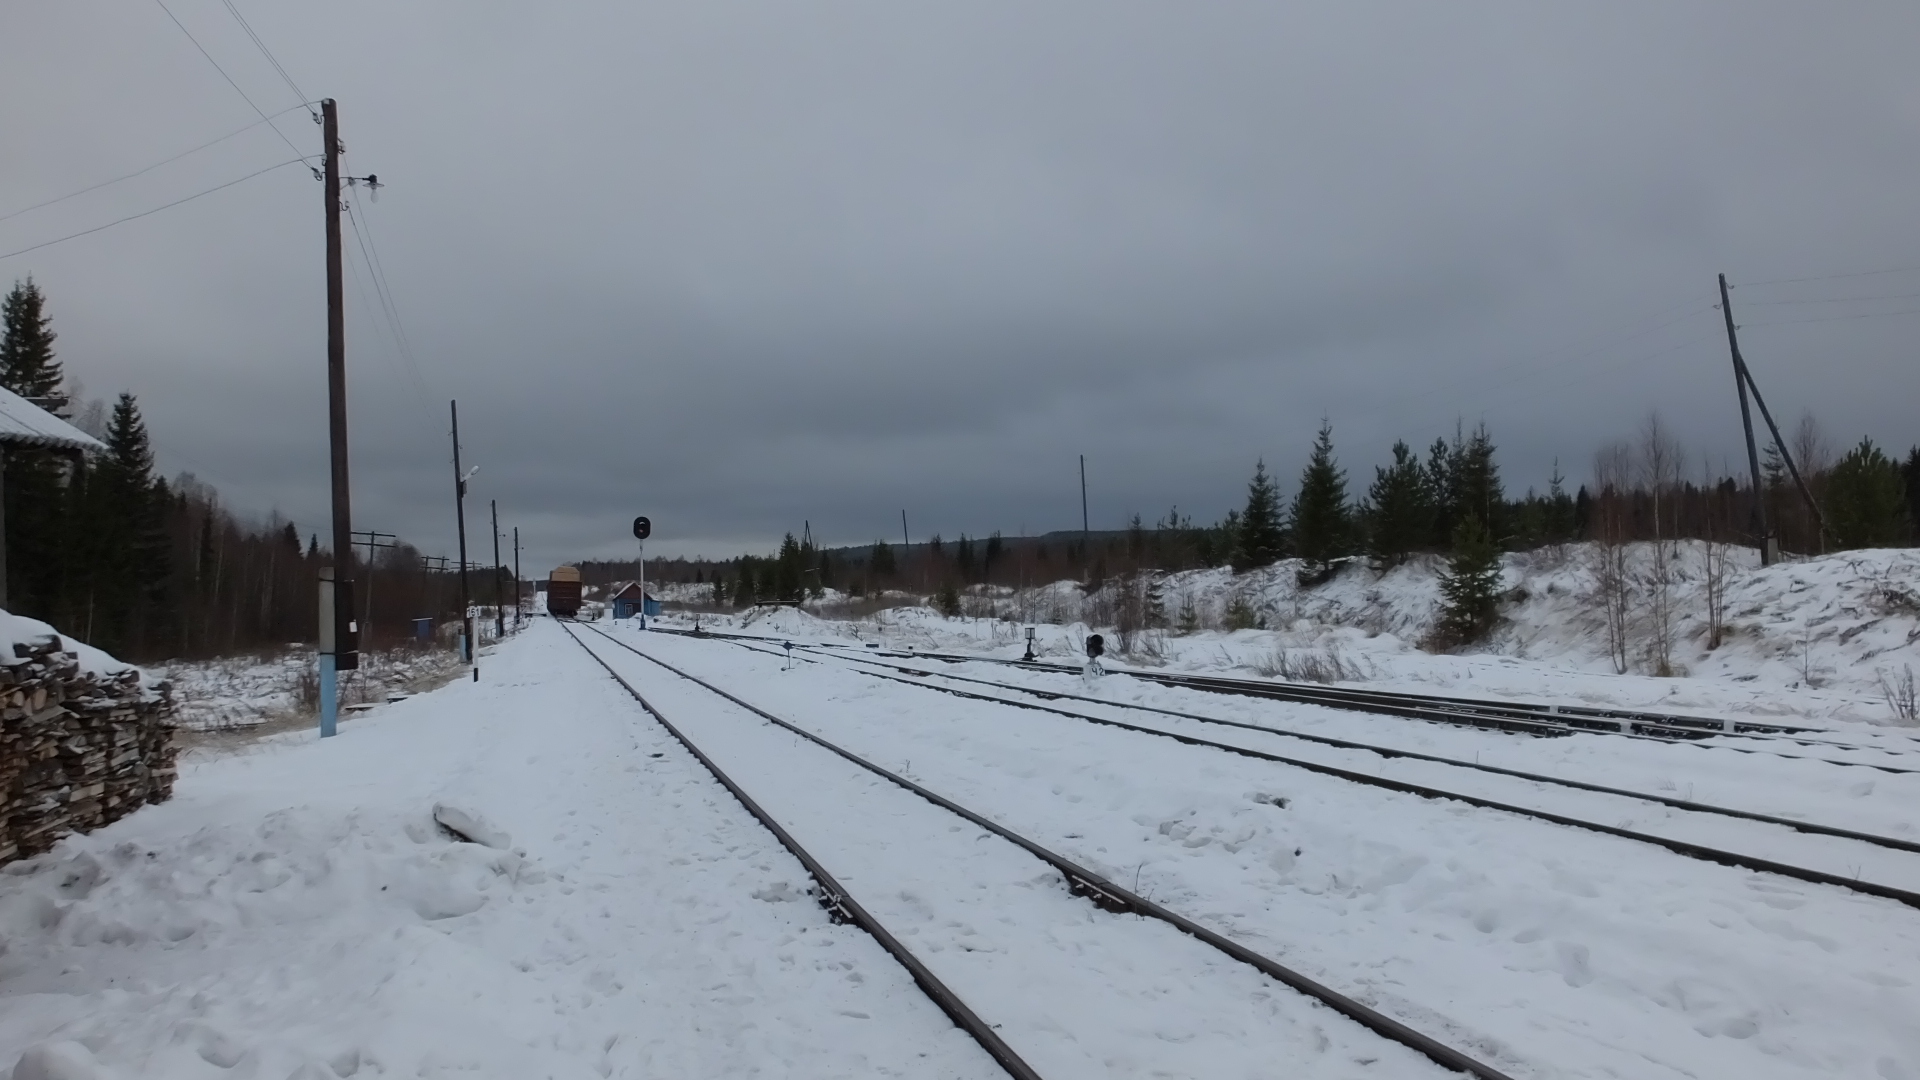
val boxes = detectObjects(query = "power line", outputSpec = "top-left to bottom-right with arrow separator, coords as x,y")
1736,264 -> 1920,288
1743,289 -> 1920,307
347,184 -> 429,391
216,0 -> 311,112
1743,306 -> 1920,327
150,0 -> 313,164
343,199 -> 432,404
0,158 -> 306,262
0,104 -> 312,225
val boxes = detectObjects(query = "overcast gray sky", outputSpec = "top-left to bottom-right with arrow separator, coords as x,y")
5,1 -> 1918,569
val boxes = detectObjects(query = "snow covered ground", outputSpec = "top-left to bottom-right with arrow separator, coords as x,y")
5,617 -> 1916,1079
0,626 -> 1002,1079
664,543 -> 1920,730
155,646 -> 467,733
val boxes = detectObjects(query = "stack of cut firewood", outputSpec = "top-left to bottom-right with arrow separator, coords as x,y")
0,632 -> 175,866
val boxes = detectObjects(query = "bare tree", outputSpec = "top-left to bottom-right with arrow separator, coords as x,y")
1589,442 -> 1634,674
1638,413 -> 1685,676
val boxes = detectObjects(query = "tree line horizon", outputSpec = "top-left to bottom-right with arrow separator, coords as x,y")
7,275 -> 1914,660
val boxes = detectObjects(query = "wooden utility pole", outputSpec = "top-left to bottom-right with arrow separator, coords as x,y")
512,526 -> 522,627
1718,274 -> 1772,563
1718,274 -> 1825,558
1079,454 -> 1090,577
322,99 -> 358,674
491,499 -> 505,640
451,400 -> 475,679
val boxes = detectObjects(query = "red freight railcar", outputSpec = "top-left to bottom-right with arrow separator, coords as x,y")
547,565 -> 583,617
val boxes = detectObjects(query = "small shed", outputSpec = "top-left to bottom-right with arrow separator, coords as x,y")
607,581 -> 660,620
0,386 -> 106,609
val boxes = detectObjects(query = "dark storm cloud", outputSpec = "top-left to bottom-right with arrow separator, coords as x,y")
5,1 -> 1919,569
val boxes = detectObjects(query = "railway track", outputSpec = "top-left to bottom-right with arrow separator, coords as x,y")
646,625 -> 1920,911
848,646 -> 1920,766
560,619 -> 1520,1080
669,625 -> 1920,772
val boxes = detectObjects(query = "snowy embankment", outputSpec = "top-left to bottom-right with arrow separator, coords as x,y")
0,623 -> 999,1079
155,646 -> 465,732
665,543 -> 1920,728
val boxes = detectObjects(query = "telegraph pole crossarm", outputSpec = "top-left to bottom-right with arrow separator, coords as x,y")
352,530 -> 397,649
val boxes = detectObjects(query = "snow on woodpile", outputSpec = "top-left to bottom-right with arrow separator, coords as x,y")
0,610 -> 176,865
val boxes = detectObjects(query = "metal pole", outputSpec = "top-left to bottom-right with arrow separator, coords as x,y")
451,399 -> 474,679
513,526 -> 521,627
638,540 -> 647,630
322,99 -> 357,674
490,499 -> 505,640
1718,274 -> 1772,564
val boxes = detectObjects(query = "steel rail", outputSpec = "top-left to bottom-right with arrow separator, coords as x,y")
659,625 -> 1920,773
556,622 -> 1045,1080
810,642 -> 1920,774
803,650 -> 1920,857
643,627 -> 1920,911
581,623 -> 1521,1080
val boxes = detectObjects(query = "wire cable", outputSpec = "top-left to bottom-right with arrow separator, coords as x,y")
344,198 -> 432,403
1736,264 -> 1920,288
216,0 -> 312,115
0,158 -> 304,262
347,184 -> 428,390
1742,289 -> 1920,308
150,0 -> 313,164
1743,306 -> 1920,327
0,104 -> 312,225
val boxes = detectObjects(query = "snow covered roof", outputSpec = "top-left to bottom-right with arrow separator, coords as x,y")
0,385 -> 105,453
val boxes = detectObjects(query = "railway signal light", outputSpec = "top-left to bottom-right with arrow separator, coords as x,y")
632,516 -> 651,540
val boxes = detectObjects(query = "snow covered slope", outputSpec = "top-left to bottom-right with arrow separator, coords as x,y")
670,543 -> 1920,728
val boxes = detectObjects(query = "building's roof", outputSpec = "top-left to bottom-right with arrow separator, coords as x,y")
0,386 -> 105,453
606,581 -> 651,601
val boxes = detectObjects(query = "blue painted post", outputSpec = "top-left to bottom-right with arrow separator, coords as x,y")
319,653 -> 338,738
318,567 -> 339,738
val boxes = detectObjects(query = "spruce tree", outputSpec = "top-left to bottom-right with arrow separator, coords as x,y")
89,395 -> 172,654
1175,594 -> 1200,635
1365,440 -> 1430,571
1453,423 -> 1505,541
0,278 -> 63,401
1436,516 -> 1502,646
1825,438 -> 1909,549
1290,421 -> 1351,585
1544,459 -> 1575,545
1,279 -> 72,619
1230,459 -> 1286,573
870,540 -> 896,578
1903,447 -> 1920,544
934,581 -> 961,617
1423,436 -> 1455,549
